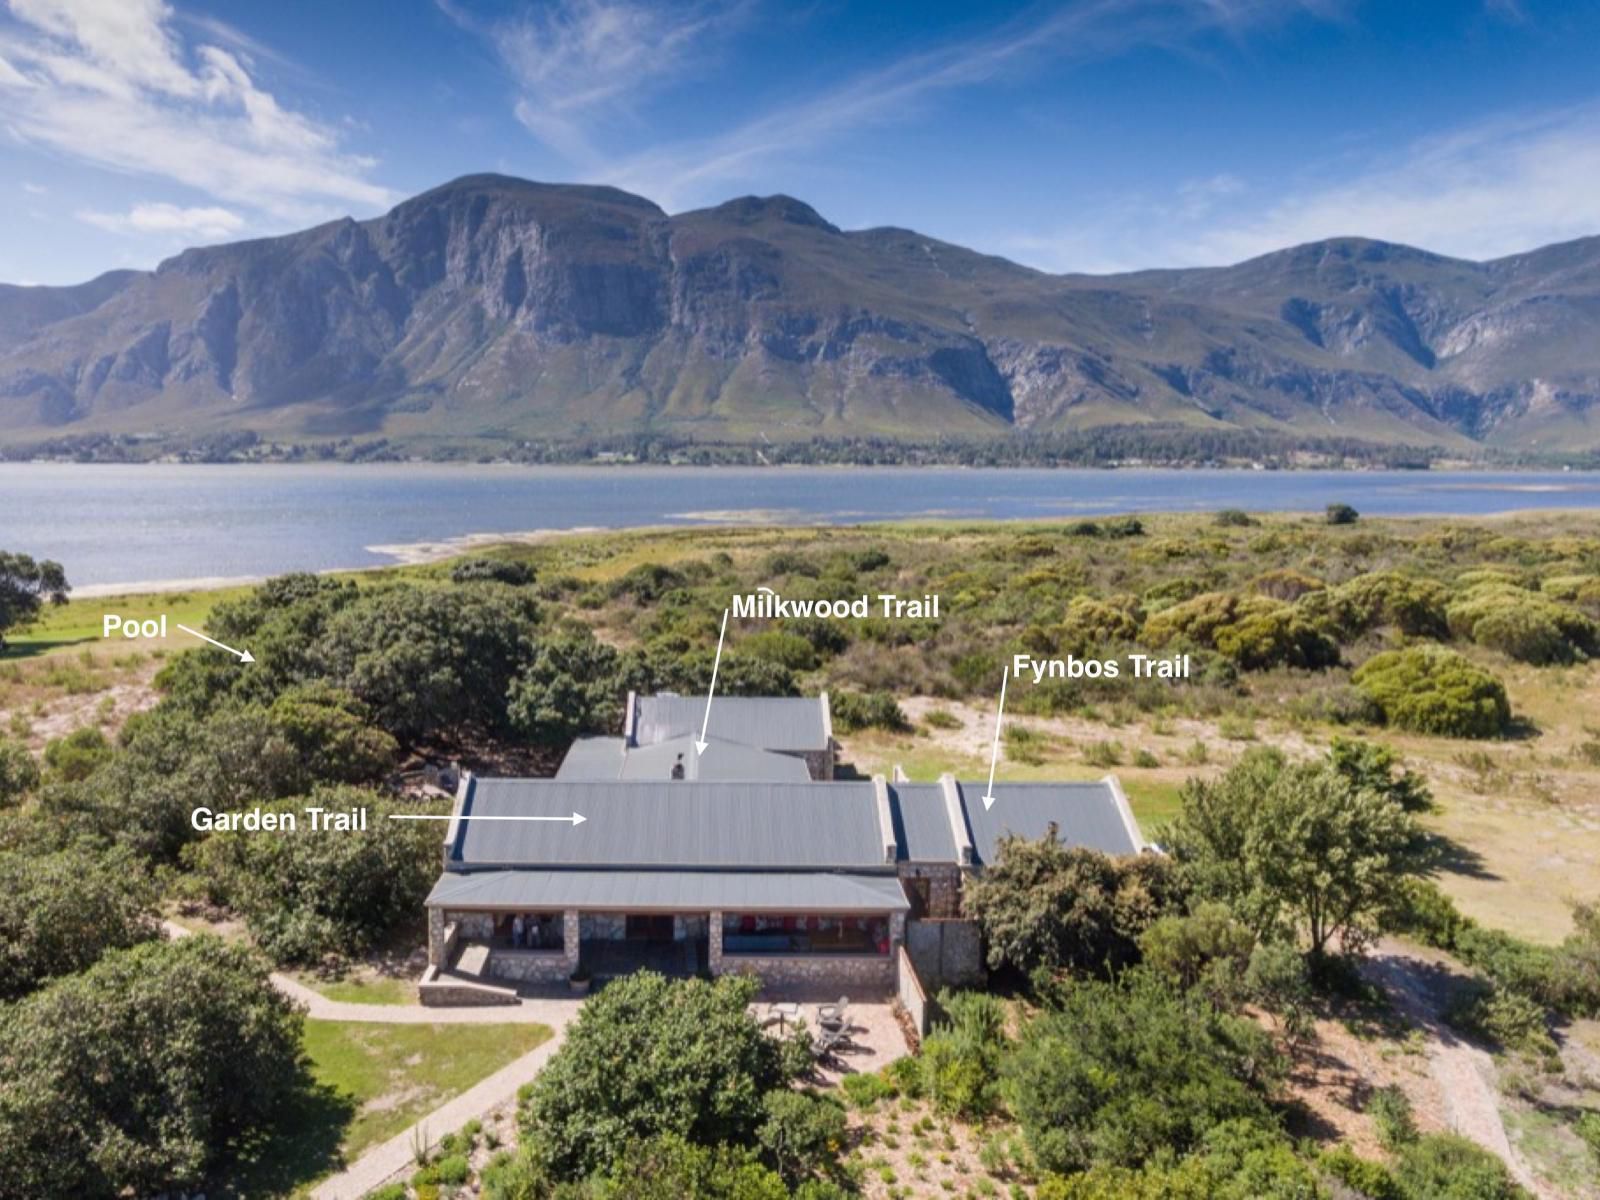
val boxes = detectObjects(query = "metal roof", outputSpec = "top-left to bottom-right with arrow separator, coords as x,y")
449,777 -> 891,870
889,784 -> 958,862
554,737 -> 626,779
558,735 -> 811,782
427,869 -> 909,912
634,694 -> 829,752
956,779 -> 1139,865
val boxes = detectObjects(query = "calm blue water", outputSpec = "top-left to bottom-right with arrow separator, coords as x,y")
3,463 -> 1598,590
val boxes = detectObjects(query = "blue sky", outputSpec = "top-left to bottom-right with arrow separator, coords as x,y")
2,0 -> 1599,284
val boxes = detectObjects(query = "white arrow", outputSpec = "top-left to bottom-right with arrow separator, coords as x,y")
175,623 -> 255,663
981,666 -> 1009,811
696,607 -> 730,756
389,812 -> 587,826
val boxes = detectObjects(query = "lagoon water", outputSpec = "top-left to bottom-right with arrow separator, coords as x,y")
4,463 -> 1599,591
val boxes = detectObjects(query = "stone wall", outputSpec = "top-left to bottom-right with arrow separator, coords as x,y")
898,863 -> 963,919
488,950 -> 572,983
905,919 -> 984,989
426,909 -> 459,967
896,946 -> 931,1036
580,912 -> 627,941
793,746 -> 836,780
719,953 -> 895,991
446,910 -> 496,941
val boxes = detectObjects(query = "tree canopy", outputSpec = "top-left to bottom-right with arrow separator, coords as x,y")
0,551 -> 69,650
1164,744 -> 1423,961
0,935 -> 302,1198
518,971 -> 795,1181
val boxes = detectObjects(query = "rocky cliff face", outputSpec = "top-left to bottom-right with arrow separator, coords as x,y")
2,174 -> 1598,449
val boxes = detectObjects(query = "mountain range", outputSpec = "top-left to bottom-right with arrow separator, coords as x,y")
2,173 -> 1598,453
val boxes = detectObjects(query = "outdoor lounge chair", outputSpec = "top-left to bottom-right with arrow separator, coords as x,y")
813,1024 -> 851,1061
817,996 -> 849,1028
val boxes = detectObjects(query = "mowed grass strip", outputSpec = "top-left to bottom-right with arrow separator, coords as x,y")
305,1019 -> 550,1158
228,1019 -> 551,1197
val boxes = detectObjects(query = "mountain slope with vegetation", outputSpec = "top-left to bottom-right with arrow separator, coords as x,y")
2,175 -> 1599,455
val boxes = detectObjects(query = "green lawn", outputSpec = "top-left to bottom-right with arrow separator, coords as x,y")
226,1019 -> 550,1197
296,973 -> 417,1006
8,586 -> 251,658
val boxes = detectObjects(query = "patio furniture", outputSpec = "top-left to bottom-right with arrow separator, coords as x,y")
768,1002 -> 801,1032
816,996 -> 849,1029
813,1024 -> 851,1061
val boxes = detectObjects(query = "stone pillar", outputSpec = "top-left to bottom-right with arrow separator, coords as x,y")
427,907 -> 446,967
890,911 -> 906,958
563,909 -> 581,977
708,910 -> 724,975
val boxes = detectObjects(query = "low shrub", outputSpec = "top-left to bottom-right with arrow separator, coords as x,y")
1352,646 -> 1511,738
830,690 -> 910,733
1367,1085 -> 1417,1150
450,557 -> 534,586
1391,1133 -> 1527,1200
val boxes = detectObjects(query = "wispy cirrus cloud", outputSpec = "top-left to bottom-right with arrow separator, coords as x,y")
437,0 -> 749,163
998,100 -> 1600,273
0,0 -> 395,229
449,0 -> 1345,210
78,201 -> 244,241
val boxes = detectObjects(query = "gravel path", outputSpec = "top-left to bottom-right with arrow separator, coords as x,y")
1364,940 -> 1546,1197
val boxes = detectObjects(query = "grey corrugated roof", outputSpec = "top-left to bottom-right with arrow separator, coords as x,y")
890,784 -> 958,862
450,777 -> 889,870
635,694 -> 828,752
622,737 -> 812,782
555,737 -> 626,779
957,780 -> 1139,865
555,735 -> 810,782
428,869 -> 909,912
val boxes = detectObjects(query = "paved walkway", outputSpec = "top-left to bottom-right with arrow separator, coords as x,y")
162,921 -> 571,1023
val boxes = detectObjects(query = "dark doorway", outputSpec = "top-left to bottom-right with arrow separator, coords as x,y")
626,914 -> 675,942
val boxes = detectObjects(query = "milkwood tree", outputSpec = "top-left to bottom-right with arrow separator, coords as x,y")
0,551 -> 69,651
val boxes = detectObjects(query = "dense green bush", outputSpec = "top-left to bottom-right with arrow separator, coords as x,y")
450,557 -> 535,585
0,844 -> 159,1000
1312,570 -> 1451,639
1352,647 -> 1511,738
1446,583 -> 1598,664
42,725 -> 112,781
159,576 -> 543,745
184,786 -> 437,964
740,629 -> 821,672
518,972 -> 792,1180
921,991 -> 1009,1118
0,935 -> 303,1197
1056,596 -> 1140,655
1326,503 -> 1360,525
1037,1119 -> 1323,1199
828,689 -> 909,733
0,736 -> 40,804
963,835 -> 1175,976
1213,606 -> 1339,670
508,635 -> 641,746
1368,1085 -> 1418,1151
1005,971 -> 1282,1175
755,1090 -> 847,1187
1391,1133 -> 1529,1199
1138,901 -> 1255,997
